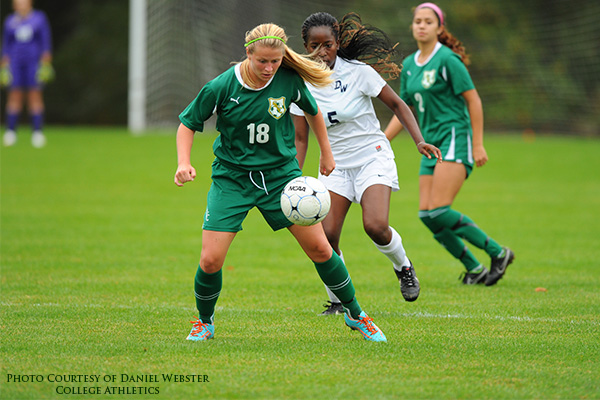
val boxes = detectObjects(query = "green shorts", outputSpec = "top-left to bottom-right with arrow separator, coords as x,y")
202,159 -> 301,232
419,127 -> 474,178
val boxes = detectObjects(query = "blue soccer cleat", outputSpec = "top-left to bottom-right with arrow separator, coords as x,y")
186,317 -> 214,341
344,311 -> 387,342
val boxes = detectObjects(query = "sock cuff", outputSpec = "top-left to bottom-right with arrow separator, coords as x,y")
374,226 -> 401,252
429,205 -> 451,219
195,266 -> 222,282
314,249 -> 340,268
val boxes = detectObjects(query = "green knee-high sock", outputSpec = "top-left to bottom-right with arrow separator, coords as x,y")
434,229 -> 482,271
420,210 -> 481,271
430,206 -> 502,257
194,266 -> 222,324
314,251 -> 362,318
419,209 -> 441,232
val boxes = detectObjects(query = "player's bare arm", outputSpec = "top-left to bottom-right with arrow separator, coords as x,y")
462,89 -> 487,167
305,109 -> 335,176
378,85 -> 441,161
293,114 -> 310,169
384,115 -> 404,141
174,123 -> 197,186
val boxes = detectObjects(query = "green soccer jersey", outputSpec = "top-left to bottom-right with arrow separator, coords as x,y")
180,64 -> 319,170
400,42 -> 475,144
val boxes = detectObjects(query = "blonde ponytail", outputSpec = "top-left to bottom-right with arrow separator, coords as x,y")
243,23 -> 333,88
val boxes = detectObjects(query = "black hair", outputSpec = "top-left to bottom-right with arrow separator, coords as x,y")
301,12 -> 401,80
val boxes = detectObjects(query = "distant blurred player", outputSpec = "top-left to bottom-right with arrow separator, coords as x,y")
2,0 -> 54,148
385,2 -> 514,285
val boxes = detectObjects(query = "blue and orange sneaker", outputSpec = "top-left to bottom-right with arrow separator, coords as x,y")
186,317 -> 214,341
344,311 -> 387,342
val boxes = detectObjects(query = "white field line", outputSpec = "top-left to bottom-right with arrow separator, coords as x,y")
2,302 -> 598,326
384,310 -> 600,326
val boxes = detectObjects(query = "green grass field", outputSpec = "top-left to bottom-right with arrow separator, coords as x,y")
1,127 -> 599,399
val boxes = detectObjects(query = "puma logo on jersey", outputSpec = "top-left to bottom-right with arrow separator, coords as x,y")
230,97 -> 240,104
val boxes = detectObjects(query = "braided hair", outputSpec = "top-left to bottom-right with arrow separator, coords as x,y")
300,12 -> 401,81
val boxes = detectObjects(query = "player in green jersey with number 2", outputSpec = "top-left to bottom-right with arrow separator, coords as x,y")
175,23 -> 386,342
385,3 -> 514,286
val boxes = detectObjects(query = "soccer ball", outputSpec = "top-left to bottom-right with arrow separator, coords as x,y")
280,176 -> 331,226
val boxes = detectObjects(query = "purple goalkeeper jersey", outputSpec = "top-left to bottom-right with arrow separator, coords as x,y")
2,9 -> 52,63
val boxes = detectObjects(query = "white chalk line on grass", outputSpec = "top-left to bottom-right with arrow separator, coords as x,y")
2,302 -> 598,326
388,310 -> 600,326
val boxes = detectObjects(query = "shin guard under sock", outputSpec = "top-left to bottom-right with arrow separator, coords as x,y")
374,226 -> 409,271
194,266 -> 222,323
7,112 -> 19,131
433,229 -> 481,271
430,206 -> 502,257
314,251 -> 361,318
421,209 -> 480,271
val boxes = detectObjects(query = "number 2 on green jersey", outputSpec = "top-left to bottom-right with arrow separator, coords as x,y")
414,93 -> 425,113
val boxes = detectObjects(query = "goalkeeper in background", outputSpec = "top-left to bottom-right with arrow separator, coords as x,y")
2,0 -> 54,148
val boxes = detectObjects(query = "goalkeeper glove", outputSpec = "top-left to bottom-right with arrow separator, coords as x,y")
36,62 -> 55,84
0,65 -> 12,87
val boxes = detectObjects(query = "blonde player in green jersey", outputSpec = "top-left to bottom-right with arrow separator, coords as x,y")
385,2 -> 514,286
175,23 -> 386,342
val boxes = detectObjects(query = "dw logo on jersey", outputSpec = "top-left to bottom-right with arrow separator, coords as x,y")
421,69 -> 436,89
268,97 -> 286,120
334,80 -> 348,92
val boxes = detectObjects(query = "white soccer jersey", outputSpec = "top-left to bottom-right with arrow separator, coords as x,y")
291,56 -> 392,169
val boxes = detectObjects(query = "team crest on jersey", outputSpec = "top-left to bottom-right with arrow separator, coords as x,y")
421,69 -> 436,89
268,97 -> 286,119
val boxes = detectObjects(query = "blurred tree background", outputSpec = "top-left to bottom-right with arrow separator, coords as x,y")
1,0 -> 598,134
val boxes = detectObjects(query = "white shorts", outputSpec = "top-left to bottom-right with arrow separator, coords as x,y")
319,153 -> 399,204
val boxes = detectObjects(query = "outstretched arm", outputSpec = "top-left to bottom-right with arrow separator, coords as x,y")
378,85 -> 441,161
304,109 -> 335,176
384,115 -> 404,141
293,114 -> 310,170
174,123 -> 197,186
462,89 -> 487,167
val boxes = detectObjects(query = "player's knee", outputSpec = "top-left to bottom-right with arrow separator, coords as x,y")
363,221 -> 389,244
307,242 -> 333,264
199,255 -> 223,274
6,101 -> 22,113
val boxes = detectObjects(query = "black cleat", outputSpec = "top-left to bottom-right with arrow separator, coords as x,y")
319,301 -> 344,316
395,261 -> 420,302
460,267 -> 489,284
485,247 -> 515,286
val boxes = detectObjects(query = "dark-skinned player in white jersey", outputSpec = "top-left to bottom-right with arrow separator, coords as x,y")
292,12 -> 441,315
